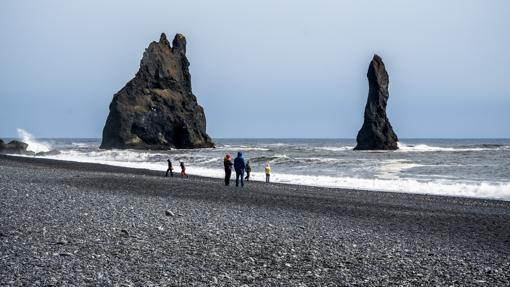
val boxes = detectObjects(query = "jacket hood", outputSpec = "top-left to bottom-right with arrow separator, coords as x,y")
237,152 -> 243,158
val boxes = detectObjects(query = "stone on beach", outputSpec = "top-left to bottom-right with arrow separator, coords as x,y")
120,229 -> 130,237
1,155 -> 509,286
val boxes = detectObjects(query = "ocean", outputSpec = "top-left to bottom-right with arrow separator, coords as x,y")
9,130 -> 510,201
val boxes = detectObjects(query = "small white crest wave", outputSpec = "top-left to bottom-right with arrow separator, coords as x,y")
396,142 -> 507,152
318,146 -> 354,152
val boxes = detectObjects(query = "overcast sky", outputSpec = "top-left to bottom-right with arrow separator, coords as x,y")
1,0 -> 509,138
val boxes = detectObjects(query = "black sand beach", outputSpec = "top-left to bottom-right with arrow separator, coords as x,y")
1,155 -> 509,286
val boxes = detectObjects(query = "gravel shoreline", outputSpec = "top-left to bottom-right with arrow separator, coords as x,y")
1,154 -> 509,286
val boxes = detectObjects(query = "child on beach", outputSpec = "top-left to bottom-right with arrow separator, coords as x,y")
180,162 -> 188,178
165,159 -> 174,177
265,162 -> 271,183
245,160 -> 252,181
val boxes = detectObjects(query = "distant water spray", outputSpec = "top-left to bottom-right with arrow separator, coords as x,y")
16,129 -> 51,153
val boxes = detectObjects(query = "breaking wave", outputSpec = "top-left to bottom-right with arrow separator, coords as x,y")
397,142 -> 509,152
25,149 -> 510,201
8,137 -> 510,201
317,146 -> 354,152
16,129 -> 52,153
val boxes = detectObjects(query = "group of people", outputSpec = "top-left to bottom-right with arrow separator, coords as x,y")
165,160 -> 188,178
165,152 -> 273,186
223,152 -> 272,186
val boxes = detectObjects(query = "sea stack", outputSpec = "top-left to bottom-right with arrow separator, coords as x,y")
100,33 -> 214,150
354,55 -> 398,150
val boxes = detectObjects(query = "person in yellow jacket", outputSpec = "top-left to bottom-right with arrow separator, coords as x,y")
265,162 -> 271,183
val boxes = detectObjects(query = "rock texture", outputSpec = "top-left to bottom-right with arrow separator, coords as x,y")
0,139 -> 29,154
100,33 -> 214,150
354,55 -> 398,150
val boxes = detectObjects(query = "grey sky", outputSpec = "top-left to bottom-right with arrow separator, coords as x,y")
1,0 -> 509,138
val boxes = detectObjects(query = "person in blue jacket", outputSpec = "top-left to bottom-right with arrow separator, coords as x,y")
233,152 -> 246,187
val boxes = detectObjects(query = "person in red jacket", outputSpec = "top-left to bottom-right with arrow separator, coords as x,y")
223,154 -> 233,186
180,161 -> 188,178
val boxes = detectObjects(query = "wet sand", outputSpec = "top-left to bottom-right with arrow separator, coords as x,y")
1,154 -> 509,286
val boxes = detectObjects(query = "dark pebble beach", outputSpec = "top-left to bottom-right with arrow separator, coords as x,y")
1,154 -> 509,286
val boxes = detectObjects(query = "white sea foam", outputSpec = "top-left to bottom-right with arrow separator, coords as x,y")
196,158 -> 220,164
295,157 -> 339,163
266,173 -> 510,201
241,147 -> 270,151
318,146 -> 354,152
397,143 -> 457,152
36,150 -> 167,171
71,142 -> 94,148
16,129 -> 51,153
267,143 -> 288,147
190,167 -> 510,201
218,147 -> 270,151
15,149 -> 509,201
377,159 -> 424,180
397,142 -> 508,152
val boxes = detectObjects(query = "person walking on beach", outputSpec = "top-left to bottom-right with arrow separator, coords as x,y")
245,160 -> 252,181
234,152 -> 246,187
180,161 -> 188,178
265,162 -> 271,183
165,159 -> 174,177
223,154 -> 233,186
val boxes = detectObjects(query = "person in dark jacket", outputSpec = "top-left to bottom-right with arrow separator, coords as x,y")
233,152 -> 246,187
223,154 -> 233,186
165,159 -> 174,177
244,160 -> 252,181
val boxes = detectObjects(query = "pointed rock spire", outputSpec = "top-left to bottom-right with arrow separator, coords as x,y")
159,32 -> 171,47
172,33 -> 187,54
354,54 -> 399,150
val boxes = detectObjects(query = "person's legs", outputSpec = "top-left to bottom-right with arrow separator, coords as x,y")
240,171 -> 244,187
225,170 -> 231,186
165,168 -> 169,177
235,172 -> 240,187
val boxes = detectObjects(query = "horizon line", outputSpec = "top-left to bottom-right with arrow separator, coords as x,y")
2,136 -> 510,140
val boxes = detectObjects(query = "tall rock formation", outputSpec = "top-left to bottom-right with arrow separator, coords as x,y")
100,33 -> 214,150
354,55 -> 398,150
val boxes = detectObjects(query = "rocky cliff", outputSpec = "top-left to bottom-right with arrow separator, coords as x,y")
0,139 -> 29,154
100,33 -> 214,150
354,55 -> 398,150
